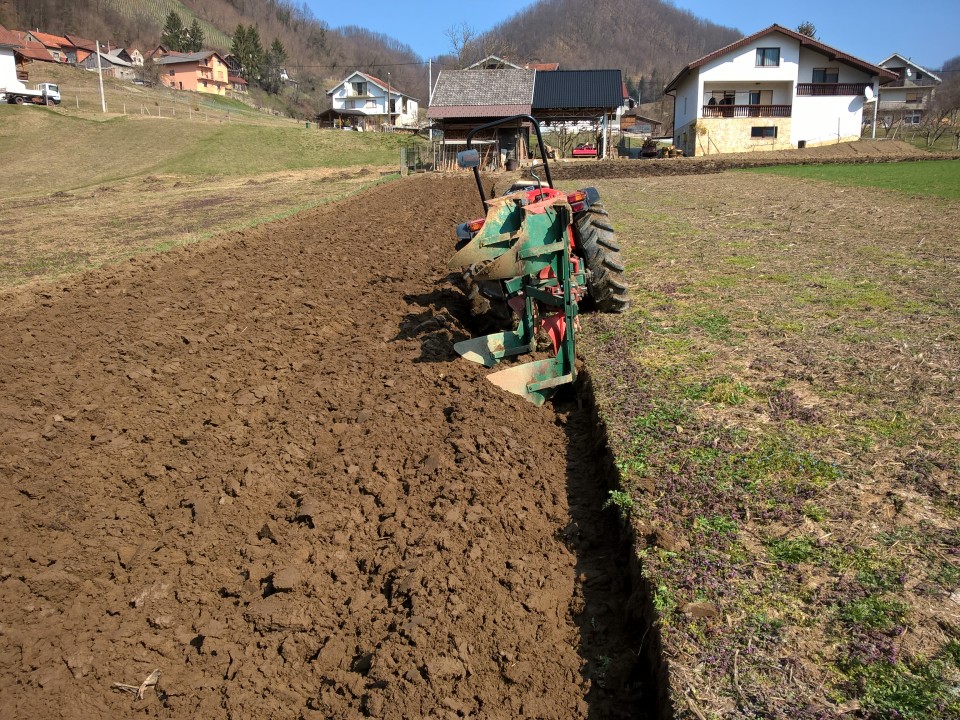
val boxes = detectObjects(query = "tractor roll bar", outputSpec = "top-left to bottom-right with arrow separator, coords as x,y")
464,114 -> 554,211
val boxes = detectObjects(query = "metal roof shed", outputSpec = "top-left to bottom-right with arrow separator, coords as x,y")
532,69 -> 623,121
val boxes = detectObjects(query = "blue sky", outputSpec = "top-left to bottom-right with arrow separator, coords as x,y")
304,0 -> 957,70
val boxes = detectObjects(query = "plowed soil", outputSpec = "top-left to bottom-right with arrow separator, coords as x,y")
551,140 -> 960,180
0,176 -> 644,719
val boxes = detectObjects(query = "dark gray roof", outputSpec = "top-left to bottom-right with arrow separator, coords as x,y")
154,51 -> 221,65
532,69 -> 623,109
430,68 -> 535,108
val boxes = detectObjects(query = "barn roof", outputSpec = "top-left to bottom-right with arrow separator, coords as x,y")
532,69 -> 624,109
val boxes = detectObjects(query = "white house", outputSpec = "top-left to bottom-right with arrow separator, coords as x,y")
665,24 -> 896,156
874,53 -> 941,127
326,71 -> 419,131
0,24 -> 25,93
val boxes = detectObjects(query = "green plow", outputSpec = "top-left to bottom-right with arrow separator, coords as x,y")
449,192 -> 585,406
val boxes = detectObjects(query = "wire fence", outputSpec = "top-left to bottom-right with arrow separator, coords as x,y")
55,78 -> 298,127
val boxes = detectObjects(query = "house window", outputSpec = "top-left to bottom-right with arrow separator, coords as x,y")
904,113 -> 921,125
756,47 -> 780,67
751,126 -> 777,138
812,68 -> 839,83
351,81 -> 367,96
748,90 -> 773,105
905,91 -> 921,103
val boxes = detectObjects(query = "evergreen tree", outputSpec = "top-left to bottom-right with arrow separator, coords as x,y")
230,24 -> 264,81
796,21 -> 818,39
261,38 -> 289,94
187,19 -> 204,53
161,11 -> 187,52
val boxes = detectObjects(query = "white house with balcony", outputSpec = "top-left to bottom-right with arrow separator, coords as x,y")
326,71 -> 419,131
665,24 -> 896,156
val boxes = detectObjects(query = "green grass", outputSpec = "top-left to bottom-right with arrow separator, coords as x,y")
742,160 -> 960,200
0,108 -> 410,197
578,173 -> 960,719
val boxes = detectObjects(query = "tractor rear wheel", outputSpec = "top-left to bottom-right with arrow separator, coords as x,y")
574,203 -> 630,313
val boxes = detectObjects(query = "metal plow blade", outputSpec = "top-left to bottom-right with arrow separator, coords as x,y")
486,357 -> 573,407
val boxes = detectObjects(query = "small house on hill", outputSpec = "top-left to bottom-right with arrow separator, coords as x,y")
61,34 -> 97,64
154,51 -> 229,95
80,50 -> 135,80
24,31 -> 69,62
874,53 -> 941,128
325,71 -> 419,131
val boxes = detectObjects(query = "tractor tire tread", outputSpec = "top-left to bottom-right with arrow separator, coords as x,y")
574,206 -> 630,314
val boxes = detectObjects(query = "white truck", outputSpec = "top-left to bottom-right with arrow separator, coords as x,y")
0,82 -> 61,105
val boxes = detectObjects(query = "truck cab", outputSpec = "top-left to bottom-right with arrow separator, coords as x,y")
36,83 -> 61,104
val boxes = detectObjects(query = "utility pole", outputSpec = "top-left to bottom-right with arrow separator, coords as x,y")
95,41 -> 106,112
387,72 -> 392,129
428,60 -> 433,141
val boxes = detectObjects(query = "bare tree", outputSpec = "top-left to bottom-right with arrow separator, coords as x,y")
921,64 -> 960,147
445,22 -> 477,68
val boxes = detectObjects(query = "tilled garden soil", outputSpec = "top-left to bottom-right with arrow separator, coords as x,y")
551,140 -> 960,180
0,175 -> 643,719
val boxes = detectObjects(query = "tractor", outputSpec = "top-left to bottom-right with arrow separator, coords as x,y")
449,115 -> 629,406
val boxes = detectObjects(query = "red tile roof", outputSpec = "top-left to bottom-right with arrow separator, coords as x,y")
11,31 -> 57,62
0,23 -> 20,47
63,34 -> 98,52
28,30 -> 68,49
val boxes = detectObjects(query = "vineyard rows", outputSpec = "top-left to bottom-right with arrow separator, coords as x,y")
103,0 -> 232,49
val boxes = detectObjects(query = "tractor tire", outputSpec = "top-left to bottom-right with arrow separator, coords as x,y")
574,203 -> 630,313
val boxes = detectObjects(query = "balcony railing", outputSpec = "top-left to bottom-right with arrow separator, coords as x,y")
796,82 -> 871,96
702,104 -> 792,118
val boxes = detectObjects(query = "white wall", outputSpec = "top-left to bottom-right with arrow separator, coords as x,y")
793,95 -> 865,145
0,47 -> 26,92
698,32 -> 801,85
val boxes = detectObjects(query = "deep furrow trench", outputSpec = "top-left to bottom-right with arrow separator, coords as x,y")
0,174 -> 653,719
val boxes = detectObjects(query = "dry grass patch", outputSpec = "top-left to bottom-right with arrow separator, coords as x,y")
0,167 -> 392,290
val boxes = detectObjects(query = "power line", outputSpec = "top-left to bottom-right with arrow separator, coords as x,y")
285,60 -> 457,70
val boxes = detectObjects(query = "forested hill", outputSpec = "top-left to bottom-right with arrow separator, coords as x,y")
475,0 -> 743,99
2,0 -> 742,115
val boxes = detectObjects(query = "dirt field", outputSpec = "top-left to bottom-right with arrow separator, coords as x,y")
2,143 -> 957,719
550,140 -> 960,180
0,175 -> 646,719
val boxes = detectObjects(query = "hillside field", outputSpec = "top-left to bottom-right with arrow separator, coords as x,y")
0,105 -> 416,289
0,116 -> 958,718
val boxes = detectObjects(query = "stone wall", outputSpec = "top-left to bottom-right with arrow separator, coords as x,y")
692,117 -> 794,156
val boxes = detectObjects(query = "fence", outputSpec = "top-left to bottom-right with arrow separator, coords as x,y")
57,80 -> 296,127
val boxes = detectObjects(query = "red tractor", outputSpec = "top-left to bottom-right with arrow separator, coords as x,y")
449,115 -> 629,405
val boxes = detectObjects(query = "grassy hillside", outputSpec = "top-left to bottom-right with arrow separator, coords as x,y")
0,105 -> 413,287
0,105 -> 410,197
